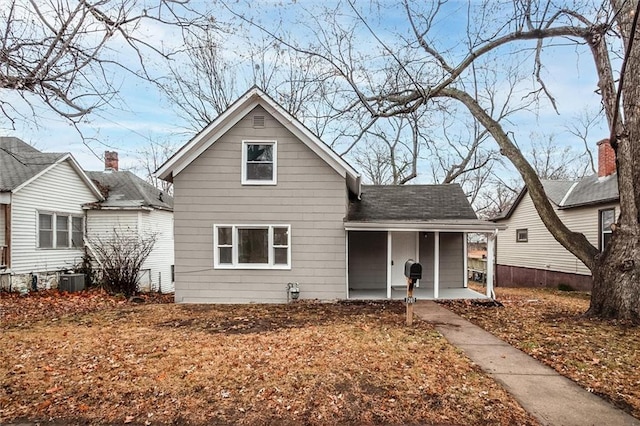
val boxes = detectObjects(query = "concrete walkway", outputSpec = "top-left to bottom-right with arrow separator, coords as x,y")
413,301 -> 640,426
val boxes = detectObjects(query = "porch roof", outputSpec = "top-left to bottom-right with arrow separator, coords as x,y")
346,184 -> 502,232
344,219 -> 505,232
348,184 -> 477,222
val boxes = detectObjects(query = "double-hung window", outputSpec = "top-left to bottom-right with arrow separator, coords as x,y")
242,141 -> 277,185
599,208 -> 615,251
214,225 -> 291,269
38,212 -> 84,249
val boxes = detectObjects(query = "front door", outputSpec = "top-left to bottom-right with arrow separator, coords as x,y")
391,232 -> 417,287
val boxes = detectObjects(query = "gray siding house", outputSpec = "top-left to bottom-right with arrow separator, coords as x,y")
157,87 -> 501,303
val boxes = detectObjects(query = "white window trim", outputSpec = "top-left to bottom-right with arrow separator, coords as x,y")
213,224 -> 291,269
241,140 -> 277,185
37,211 -> 84,250
599,208 -> 615,252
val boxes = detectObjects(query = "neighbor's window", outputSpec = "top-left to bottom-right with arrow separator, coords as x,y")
38,213 -> 53,248
71,217 -> 84,248
516,228 -> 528,242
242,141 -> 276,184
38,212 -> 83,249
599,208 -> 615,251
214,225 -> 290,269
56,214 -> 69,248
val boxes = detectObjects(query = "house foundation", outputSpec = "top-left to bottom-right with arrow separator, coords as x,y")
496,264 -> 593,292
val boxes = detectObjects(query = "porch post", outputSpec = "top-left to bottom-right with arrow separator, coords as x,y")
345,231 -> 349,299
434,231 -> 440,299
486,231 -> 496,298
386,231 -> 392,299
415,232 -> 420,288
463,232 -> 468,288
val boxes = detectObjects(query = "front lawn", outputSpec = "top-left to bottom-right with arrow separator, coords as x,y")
0,291 -> 537,425
443,286 -> 640,419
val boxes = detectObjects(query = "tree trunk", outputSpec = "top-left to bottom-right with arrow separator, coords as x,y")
587,0 -> 640,320
588,226 -> 640,320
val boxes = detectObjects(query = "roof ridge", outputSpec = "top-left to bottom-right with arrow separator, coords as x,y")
558,181 -> 580,207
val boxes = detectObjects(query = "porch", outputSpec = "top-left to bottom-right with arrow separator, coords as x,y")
345,223 -> 502,301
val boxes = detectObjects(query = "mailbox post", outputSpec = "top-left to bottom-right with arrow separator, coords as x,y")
404,259 -> 422,325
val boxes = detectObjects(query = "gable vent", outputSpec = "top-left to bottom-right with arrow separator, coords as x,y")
253,115 -> 265,128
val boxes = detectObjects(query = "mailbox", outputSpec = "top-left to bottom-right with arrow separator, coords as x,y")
404,259 -> 422,280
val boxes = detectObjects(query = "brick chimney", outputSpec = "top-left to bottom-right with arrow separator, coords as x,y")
597,139 -> 616,177
104,151 -> 119,171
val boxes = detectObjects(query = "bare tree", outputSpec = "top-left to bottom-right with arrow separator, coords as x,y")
135,140 -> 176,194
474,175 -> 521,219
351,113 -> 422,184
227,0 -> 640,319
565,108 -> 602,175
0,0 -> 207,129
89,227 -> 157,298
528,134 -> 593,180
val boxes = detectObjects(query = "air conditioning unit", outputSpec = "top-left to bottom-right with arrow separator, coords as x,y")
59,273 -> 85,292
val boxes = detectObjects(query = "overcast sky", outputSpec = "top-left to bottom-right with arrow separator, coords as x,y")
0,0 -> 609,176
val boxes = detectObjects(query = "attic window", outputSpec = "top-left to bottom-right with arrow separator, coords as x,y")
242,140 -> 277,185
253,115 -> 265,128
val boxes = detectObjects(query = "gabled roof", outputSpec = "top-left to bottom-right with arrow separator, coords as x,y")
493,173 -> 619,221
86,171 -> 173,211
0,137 -> 103,199
155,86 -> 361,196
348,184 -> 477,222
0,137 -> 65,191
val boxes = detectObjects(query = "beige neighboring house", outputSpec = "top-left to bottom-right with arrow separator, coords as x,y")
492,139 -> 619,291
0,137 -> 103,291
157,87 -> 502,303
86,152 -> 175,293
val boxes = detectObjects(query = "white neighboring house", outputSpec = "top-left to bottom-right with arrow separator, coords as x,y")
492,139 -> 620,291
86,152 -> 175,293
0,137 -> 103,291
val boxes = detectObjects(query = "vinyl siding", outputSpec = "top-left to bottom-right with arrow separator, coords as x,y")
10,161 -> 99,274
140,210 -> 174,293
419,232 -> 464,289
348,231 -> 387,290
496,191 -> 619,276
173,105 -> 348,303
439,233 -> 464,288
86,209 -> 174,293
86,210 -> 139,238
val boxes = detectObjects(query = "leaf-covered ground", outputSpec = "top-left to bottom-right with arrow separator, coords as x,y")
443,285 -> 640,419
0,290 -> 538,425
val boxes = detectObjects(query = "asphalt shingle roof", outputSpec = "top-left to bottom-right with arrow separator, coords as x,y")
347,184 -> 477,222
87,170 -> 173,211
0,137 -> 65,191
540,179 -> 576,205
561,173 -> 619,208
493,172 -> 620,221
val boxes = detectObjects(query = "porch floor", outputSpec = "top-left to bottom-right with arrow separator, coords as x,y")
349,286 -> 490,300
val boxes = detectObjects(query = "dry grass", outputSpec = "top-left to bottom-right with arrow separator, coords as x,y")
0,291 -> 538,425
443,285 -> 640,419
